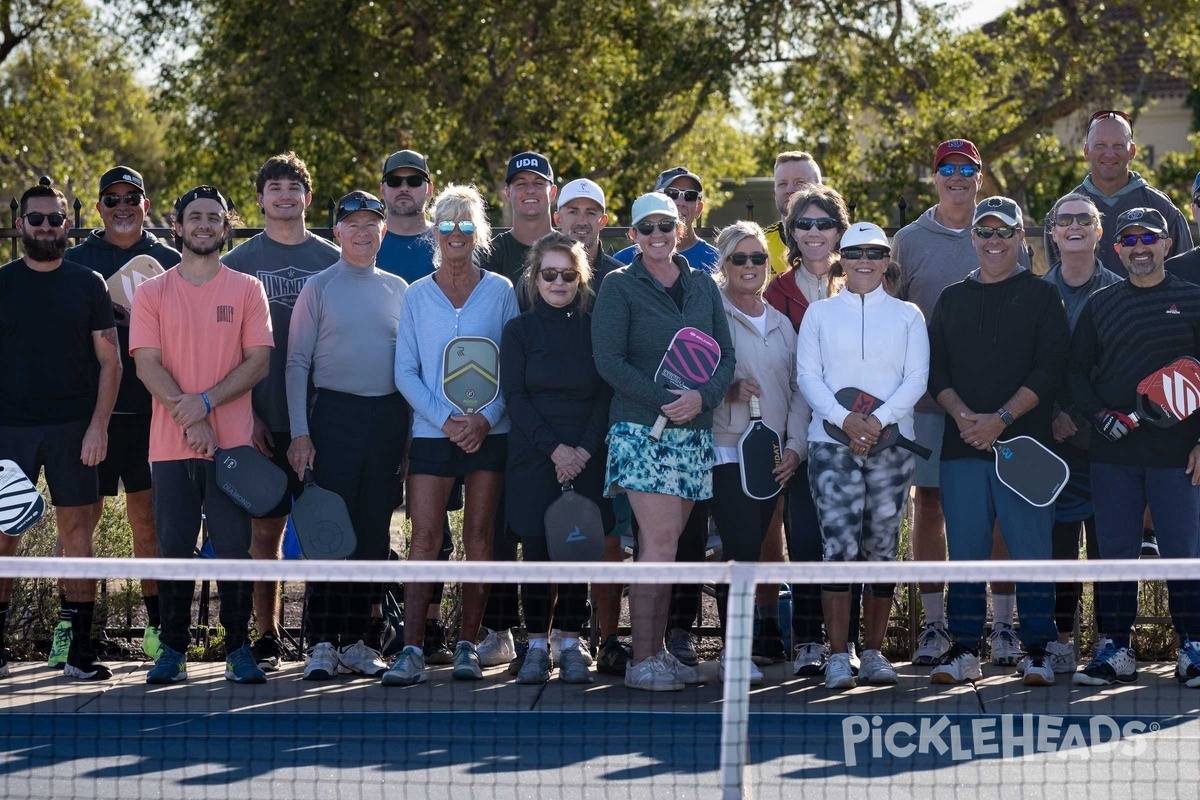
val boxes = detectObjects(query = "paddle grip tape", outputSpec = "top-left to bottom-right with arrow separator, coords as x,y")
201,392 -> 212,415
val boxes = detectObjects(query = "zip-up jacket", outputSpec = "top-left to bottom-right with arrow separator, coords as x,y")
763,269 -> 811,331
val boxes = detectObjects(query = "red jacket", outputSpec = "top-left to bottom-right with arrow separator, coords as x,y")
764,270 -> 810,332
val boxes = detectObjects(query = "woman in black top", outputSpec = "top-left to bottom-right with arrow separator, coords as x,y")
501,232 -> 613,685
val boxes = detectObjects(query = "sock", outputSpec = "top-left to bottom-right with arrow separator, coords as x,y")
561,636 -> 580,651
0,602 -> 9,643
57,608 -> 72,627
67,601 -> 96,662
992,594 -> 1016,628
920,591 -> 945,626
528,638 -> 549,651
143,596 -> 160,628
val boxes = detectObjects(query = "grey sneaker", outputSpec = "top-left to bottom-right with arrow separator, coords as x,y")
382,646 -> 427,686
516,646 -> 551,685
476,629 -> 515,668
719,653 -> 763,686
303,641 -> 339,681
337,640 -> 388,677
661,649 -> 704,684
792,642 -> 827,676
452,641 -> 483,680
858,649 -> 898,685
666,627 -> 699,667
624,651 -> 683,692
558,645 -> 594,684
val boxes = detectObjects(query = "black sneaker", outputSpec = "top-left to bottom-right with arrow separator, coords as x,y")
251,632 -> 284,671
596,634 -> 632,676
1141,529 -> 1159,558
751,617 -> 787,666
64,643 -> 113,682
423,619 -> 455,665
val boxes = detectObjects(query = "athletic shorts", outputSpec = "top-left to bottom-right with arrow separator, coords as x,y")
408,434 -> 507,478
0,420 -> 98,507
911,411 -> 945,489
97,414 -> 152,496
260,431 -> 306,519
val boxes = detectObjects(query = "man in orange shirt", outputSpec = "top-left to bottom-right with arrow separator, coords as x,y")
130,186 -> 273,685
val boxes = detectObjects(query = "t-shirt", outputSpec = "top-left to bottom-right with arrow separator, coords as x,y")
1166,246 -> 1200,287
222,232 -> 340,432
130,267 -> 274,463
485,230 -> 535,286
376,229 -> 436,284
0,259 -> 115,426
613,238 -> 721,274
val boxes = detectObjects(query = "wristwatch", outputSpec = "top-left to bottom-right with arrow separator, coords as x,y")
997,407 -> 1015,427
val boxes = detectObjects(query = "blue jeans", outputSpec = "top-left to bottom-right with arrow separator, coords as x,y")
1090,462 -> 1200,647
940,458 -> 1057,649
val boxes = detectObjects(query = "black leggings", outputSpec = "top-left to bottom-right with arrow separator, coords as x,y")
519,536 -> 591,634
1052,515 -> 1098,635
710,464 -> 778,634
669,501 -> 708,632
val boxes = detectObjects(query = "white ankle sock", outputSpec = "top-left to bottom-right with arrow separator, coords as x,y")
920,591 -> 945,625
992,593 -> 1016,628
528,638 -> 549,651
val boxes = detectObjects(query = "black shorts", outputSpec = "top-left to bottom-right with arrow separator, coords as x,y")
97,414 -> 152,496
261,431 -> 306,519
0,420 -> 98,507
408,435 -> 507,478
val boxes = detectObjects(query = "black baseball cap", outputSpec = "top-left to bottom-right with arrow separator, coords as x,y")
336,190 -> 386,222
174,185 -> 230,218
99,166 -> 145,197
505,152 -> 553,183
1113,207 -> 1168,238
382,150 -> 429,179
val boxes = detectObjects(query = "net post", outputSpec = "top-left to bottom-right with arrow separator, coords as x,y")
720,561 -> 754,800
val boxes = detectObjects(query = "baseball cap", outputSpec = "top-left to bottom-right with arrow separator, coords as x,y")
839,222 -> 890,251
382,150 -> 429,179
934,139 -> 982,169
1191,171 -> 1200,197
335,190 -> 386,222
556,179 -> 606,211
174,185 -> 229,218
654,166 -> 703,193
506,152 -> 553,183
629,192 -> 679,227
1113,207 -> 1168,238
99,166 -> 145,197
973,196 -> 1022,227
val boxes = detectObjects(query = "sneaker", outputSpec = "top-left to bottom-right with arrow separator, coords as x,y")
64,644 -> 113,682
507,639 -> 529,676
1021,646 -> 1054,686
859,649 -> 898,685
338,640 -> 389,677
662,648 -> 704,684
143,624 -> 163,662
666,627 -> 699,667
382,646 -> 427,686
549,630 -> 594,666
558,645 -> 594,684
913,621 -> 952,666
423,619 -> 455,665
251,632 -> 283,671
624,651 -> 684,692
47,620 -> 71,670
719,653 -> 764,686
825,652 -> 857,690
452,641 -> 483,680
930,643 -> 981,685
988,623 -> 1023,666
476,628 -> 516,668
0,648 -> 9,679
792,642 -> 827,677
1141,528 -> 1159,558
573,639 -> 594,666
146,645 -> 187,685
1176,640 -> 1200,688
1020,640 -> 1077,674
1073,639 -> 1137,686
303,641 -> 339,681
751,617 -> 787,666
516,646 -> 551,685
225,643 -> 267,684
847,641 -> 861,676
597,634 -> 633,676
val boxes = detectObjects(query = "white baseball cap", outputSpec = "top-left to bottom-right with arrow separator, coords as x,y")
839,222 -> 890,251
557,178 -> 606,211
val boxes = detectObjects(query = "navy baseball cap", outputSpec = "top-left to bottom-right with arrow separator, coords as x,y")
1191,171 -> 1200,198
335,190 -> 386,222
99,166 -> 145,197
174,185 -> 230,218
654,166 -> 703,192
1113,207 -> 1168,238
506,152 -> 553,183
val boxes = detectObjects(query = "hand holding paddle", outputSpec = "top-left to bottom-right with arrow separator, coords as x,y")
288,435 -> 315,477
185,420 -> 218,458
822,387 -> 931,460
648,327 -> 722,442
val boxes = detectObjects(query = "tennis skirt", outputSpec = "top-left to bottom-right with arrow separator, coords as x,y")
603,422 -> 715,501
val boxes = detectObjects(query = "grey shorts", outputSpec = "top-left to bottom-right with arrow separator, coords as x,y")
912,411 -> 945,488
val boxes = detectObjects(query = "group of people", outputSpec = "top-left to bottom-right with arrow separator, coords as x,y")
2,107 -> 1199,693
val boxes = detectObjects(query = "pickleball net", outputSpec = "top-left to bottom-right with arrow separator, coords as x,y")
0,555 -> 1195,800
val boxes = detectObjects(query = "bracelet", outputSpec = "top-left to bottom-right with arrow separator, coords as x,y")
201,392 -> 212,415
997,407 -> 1015,426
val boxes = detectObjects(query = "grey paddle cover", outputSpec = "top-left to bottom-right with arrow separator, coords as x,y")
290,468 -> 357,560
214,445 -> 288,517
544,482 -> 605,561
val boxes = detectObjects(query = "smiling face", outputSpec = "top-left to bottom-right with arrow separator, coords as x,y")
934,153 -> 983,211
629,213 -> 680,264
1116,225 -> 1169,278
1085,118 -> 1136,186
840,245 -> 889,295
774,159 -> 821,219
721,235 -> 770,299
1051,199 -> 1101,260
335,210 -> 386,265
664,176 -> 704,229
506,172 -> 556,221
259,177 -> 310,223
555,197 -> 607,252
97,182 -> 148,239
971,213 -> 1023,277
794,202 -> 841,268
176,198 -> 229,256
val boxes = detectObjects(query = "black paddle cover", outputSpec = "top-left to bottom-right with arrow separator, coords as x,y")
290,468 -> 357,560
822,388 -> 932,460
214,445 -> 288,517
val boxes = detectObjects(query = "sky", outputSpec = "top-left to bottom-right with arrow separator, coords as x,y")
942,0 -> 1023,30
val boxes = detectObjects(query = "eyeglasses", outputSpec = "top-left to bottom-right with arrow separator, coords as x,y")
1192,194 -> 1200,206
384,175 -> 426,188
1119,232 -> 1162,247
538,268 -> 580,283
338,197 -> 386,217
728,252 -> 768,266
1054,213 -> 1098,228
936,164 -> 979,178
1089,109 -> 1132,129
840,247 -> 889,261
635,219 -> 677,235
21,212 -> 67,227
662,188 -> 701,202
793,217 -> 839,231
973,225 -> 1017,239
436,220 -> 477,235
100,193 -> 144,208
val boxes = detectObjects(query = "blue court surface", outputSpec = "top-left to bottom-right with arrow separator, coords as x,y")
0,660 -> 1196,799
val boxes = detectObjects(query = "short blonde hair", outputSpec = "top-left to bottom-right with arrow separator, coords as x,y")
714,221 -> 770,296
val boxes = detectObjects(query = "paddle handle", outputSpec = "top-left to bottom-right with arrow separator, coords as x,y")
899,438 -> 933,460
649,414 -> 668,442
749,396 -> 761,419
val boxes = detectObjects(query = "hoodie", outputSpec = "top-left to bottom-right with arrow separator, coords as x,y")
763,269 -> 811,331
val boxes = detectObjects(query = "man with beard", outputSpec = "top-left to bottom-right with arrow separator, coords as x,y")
376,149 -> 437,283
63,166 -> 180,668
222,153 -> 340,672
131,186 -> 273,685
555,178 -> 621,291
0,183 -> 121,680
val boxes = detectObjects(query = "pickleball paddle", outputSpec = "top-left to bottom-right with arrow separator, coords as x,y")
822,387 -> 932,459
991,436 -> 1070,507
544,481 -> 606,561
214,445 -> 288,517
290,467 -> 357,560
0,460 -> 45,536
738,396 -> 783,500
648,327 -> 721,442
442,336 -> 500,415
1130,356 -> 1200,429
106,254 -> 164,322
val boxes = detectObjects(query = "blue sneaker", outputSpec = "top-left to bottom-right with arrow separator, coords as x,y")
146,645 -> 188,685
225,644 -> 267,684
1177,640 -> 1200,688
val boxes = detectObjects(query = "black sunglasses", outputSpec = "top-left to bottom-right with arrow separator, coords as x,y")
100,193 -> 144,208
840,247 -> 888,261
338,198 -> 386,216
728,252 -> 768,266
1119,233 -> 1162,247
793,217 -> 839,231
384,175 -> 426,188
662,188 -> 701,202
635,219 -> 677,235
22,212 -> 67,227
973,225 -> 1017,239
1089,109 -> 1132,129
538,268 -> 580,283
1054,213 -> 1098,228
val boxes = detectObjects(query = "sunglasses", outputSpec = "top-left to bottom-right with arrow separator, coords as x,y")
21,212 -> 67,227
635,219 -> 677,235
662,188 -> 701,202
728,252 -> 768,267
973,225 -> 1017,239
384,175 -> 426,188
436,220 -> 477,235
840,247 -> 889,261
538,268 -> 580,283
338,197 -> 386,217
793,217 -> 839,231
1054,213 -> 1098,228
1090,109 -> 1132,128
1119,232 -> 1162,247
100,193 -> 144,208
936,164 -> 979,178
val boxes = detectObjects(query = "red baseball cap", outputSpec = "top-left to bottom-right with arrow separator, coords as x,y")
934,139 -> 982,169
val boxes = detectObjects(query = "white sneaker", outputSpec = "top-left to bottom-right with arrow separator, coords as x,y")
1018,640 -> 1076,675
1021,647 -> 1055,686
303,641 -> 339,681
1073,639 -> 1138,686
825,652 -> 856,690
930,644 -> 982,684
476,628 -> 516,668
859,649 -> 898,685
719,652 -> 764,686
549,630 -> 594,666
625,651 -> 684,692
381,646 -> 427,686
913,621 -> 952,666
661,649 -> 704,684
793,642 -> 827,676
988,623 -> 1023,666
337,640 -> 388,677
847,641 -> 861,675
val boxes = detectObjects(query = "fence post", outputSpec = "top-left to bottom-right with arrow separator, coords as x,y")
8,198 -> 16,262
719,561 -> 754,799
327,198 -> 336,229
745,196 -> 754,222
848,202 -> 857,222
898,197 -> 908,228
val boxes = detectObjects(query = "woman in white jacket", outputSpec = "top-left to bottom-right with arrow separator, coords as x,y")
796,222 -> 929,691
